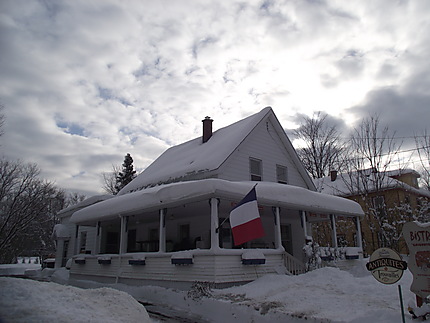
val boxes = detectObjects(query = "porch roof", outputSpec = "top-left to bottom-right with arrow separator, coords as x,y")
70,179 -> 364,225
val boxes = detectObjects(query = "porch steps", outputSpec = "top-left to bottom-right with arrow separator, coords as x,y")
283,252 -> 306,275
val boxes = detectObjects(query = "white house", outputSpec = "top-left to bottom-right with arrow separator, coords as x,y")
55,107 -> 364,289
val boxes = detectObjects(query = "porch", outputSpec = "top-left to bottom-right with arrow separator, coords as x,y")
68,179 -> 364,286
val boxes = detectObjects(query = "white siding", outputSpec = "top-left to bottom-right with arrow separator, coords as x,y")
218,117 -> 308,188
69,252 -> 284,288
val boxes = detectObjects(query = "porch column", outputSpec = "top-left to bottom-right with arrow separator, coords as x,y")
73,225 -> 79,255
94,221 -> 101,255
274,207 -> 283,250
55,240 -> 64,268
210,198 -> 220,250
159,208 -> 166,252
300,211 -> 308,238
355,216 -> 363,249
119,216 -> 128,254
330,214 -> 338,248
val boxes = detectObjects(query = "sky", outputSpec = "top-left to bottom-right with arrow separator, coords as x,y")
1,0 -> 429,196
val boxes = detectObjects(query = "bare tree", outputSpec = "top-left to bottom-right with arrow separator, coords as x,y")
0,104 -> 5,138
344,114 -> 403,190
415,129 -> 430,190
66,191 -> 86,207
294,113 -> 348,247
293,112 -> 346,179
0,159 -> 64,263
101,164 -> 121,195
342,114 -> 405,252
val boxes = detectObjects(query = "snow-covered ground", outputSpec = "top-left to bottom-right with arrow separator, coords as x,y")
0,276 -> 151,323
0,259 -> 420,322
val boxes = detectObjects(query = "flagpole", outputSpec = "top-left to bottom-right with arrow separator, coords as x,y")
216,183 -> 258,233
216,217 -> 229,233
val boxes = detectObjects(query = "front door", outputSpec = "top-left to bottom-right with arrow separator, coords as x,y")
281,224 -> 293,255
127,229 -> 137,252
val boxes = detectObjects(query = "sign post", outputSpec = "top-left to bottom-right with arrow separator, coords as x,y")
366,248 -> 407,284
366,247 -> 407,323
402,221 -> 430,316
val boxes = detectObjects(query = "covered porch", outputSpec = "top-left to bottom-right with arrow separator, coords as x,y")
68,179 -> 364,288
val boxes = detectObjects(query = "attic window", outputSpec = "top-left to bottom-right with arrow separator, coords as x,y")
250,158 -> 262,181
276,165 -> 288,184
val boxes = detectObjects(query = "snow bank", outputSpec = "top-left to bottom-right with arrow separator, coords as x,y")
0,260 -> 418,322
63,260 -> 416,323
0,263 -> 41,276
0,277 -> 151,323
216,265 -> 415,323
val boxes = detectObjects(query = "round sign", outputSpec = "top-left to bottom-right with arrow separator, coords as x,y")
366,248 -> 407,284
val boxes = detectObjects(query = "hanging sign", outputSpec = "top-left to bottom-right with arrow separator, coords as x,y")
402,221 -> 430,299
366,248 -> 407,284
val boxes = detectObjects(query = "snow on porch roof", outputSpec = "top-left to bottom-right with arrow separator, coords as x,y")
71,179 -> 364,225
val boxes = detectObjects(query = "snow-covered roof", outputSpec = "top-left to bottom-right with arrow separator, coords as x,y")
52,224 -> 70,239
315,169 -> 430,198
57,194 -> 113,217
71,179 -> 363,225
119,107 -> 314,194
385,168 -> 421,178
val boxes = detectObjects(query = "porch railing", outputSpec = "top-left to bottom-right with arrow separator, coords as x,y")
283,252 -> 306,275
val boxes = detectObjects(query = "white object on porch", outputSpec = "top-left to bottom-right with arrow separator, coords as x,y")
241,250 -> 266,265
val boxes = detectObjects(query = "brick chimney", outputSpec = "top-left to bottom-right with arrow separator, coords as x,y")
202,116 -> 213,143
330,170 -> 338,182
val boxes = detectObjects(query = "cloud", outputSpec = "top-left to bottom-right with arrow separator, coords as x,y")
347,86 -> 430,143
0,0 -> 429,195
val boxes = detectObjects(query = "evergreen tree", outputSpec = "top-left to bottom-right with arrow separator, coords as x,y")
115,153 -> 137,193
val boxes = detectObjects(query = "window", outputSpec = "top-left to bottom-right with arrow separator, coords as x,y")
276,165 -> 288,184
148,228 -> 159,252
79,231 -> 87,253
219,218 -> 232,249
149,228 -> 159,241
179,224 -> 190,241
372,195 -> 387,218
127,229 -> 137,252
250,158 -> 262,181
105,231 -> 119,254
174,224 -> 192,251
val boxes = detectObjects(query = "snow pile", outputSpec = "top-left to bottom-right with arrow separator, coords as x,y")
0,260 -> 419,322
216,266 -> 414,322
0,277 -> 151,323
0,262 -> 41,277
110,260 -> 415,323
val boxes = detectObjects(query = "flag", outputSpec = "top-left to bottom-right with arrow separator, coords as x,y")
230,186 -> 265,246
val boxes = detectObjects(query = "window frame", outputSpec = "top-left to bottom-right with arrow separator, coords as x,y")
79,231 -> 87,253
249,158 -> 262,181
372,195 -> 387,218
276,164 -> 288,184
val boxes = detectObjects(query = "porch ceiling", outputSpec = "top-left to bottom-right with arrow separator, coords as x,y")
70,179 -> 364,225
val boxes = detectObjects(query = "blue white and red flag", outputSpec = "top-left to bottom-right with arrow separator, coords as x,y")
230,186 -> 265,246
